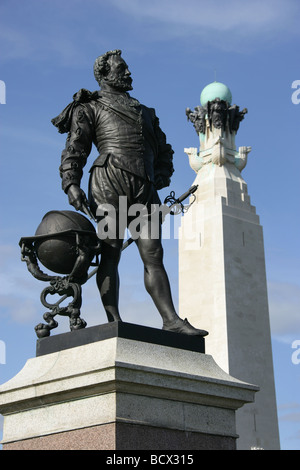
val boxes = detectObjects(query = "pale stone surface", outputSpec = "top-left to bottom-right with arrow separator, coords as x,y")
179,111 -> 280,449
0,336 -> 257,447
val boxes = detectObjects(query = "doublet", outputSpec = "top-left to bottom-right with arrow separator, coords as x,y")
53,89 -> 174,194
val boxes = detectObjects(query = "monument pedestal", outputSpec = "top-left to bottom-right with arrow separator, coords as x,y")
0,323 -> 257,450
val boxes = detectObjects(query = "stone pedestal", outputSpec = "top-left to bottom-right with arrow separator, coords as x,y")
0,322 -> 257,450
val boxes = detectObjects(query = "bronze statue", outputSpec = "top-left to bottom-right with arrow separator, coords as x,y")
52,49 -> 207,336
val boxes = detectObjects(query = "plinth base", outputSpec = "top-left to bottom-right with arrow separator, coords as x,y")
2,422 -> 236,451
0,322 -> 258,450
36,321 -> 205,357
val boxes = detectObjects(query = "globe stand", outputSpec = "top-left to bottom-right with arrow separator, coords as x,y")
37,277 -> 86,338
19,211 -> 101,338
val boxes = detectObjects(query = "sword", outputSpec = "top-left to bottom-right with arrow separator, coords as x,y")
122,184 -> 198,250
164,184 -> 198,215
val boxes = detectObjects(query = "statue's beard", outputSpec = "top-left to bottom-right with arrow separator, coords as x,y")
105,75 -> 133,91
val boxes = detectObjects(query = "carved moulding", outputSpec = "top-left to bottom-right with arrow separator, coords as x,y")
184,141 -> 251,174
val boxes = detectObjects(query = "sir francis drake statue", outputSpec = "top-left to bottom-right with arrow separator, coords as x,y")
52,49 -> 207,337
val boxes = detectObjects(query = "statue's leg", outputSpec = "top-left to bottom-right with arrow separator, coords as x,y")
135,230 -> 179,326
96,238 -> 123,322
136,223 -> 208,336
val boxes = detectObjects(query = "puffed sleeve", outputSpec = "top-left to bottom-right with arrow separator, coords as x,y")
58,103 -> 95,193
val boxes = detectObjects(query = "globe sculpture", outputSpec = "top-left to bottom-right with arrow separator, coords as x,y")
34,210 -> 98,275
200,81 -> 232,107
20,210 -> 101,338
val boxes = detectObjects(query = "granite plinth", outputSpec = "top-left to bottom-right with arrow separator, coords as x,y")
0,322 -> 258,450
3,423 -> 236,450
36,321 -> 205,357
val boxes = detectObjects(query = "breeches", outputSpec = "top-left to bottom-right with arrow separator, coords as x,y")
88,158 -> 162,242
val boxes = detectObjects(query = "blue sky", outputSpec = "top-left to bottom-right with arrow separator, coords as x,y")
0,0 -> 299,450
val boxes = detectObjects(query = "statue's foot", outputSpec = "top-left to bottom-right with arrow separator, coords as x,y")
163,317 -> 208,337
106,312 -> 123,323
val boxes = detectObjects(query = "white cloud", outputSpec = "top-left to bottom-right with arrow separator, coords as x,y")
280,412 -> 300,423
278,402 -> 300,412
110,0 -> 299,38
1,0 -> 298,64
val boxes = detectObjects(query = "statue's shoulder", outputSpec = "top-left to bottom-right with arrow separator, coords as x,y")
73,88 -> 99,104
52,89 -> 98,133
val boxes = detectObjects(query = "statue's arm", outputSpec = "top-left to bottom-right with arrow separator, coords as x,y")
59,104 -> 94,195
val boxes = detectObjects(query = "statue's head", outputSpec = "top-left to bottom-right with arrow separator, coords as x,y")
94,49 -> 133,91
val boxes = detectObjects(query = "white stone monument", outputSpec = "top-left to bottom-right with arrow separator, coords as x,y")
179,82 -> 280,450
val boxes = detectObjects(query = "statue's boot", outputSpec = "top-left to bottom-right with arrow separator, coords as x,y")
162,317 -> 208,337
